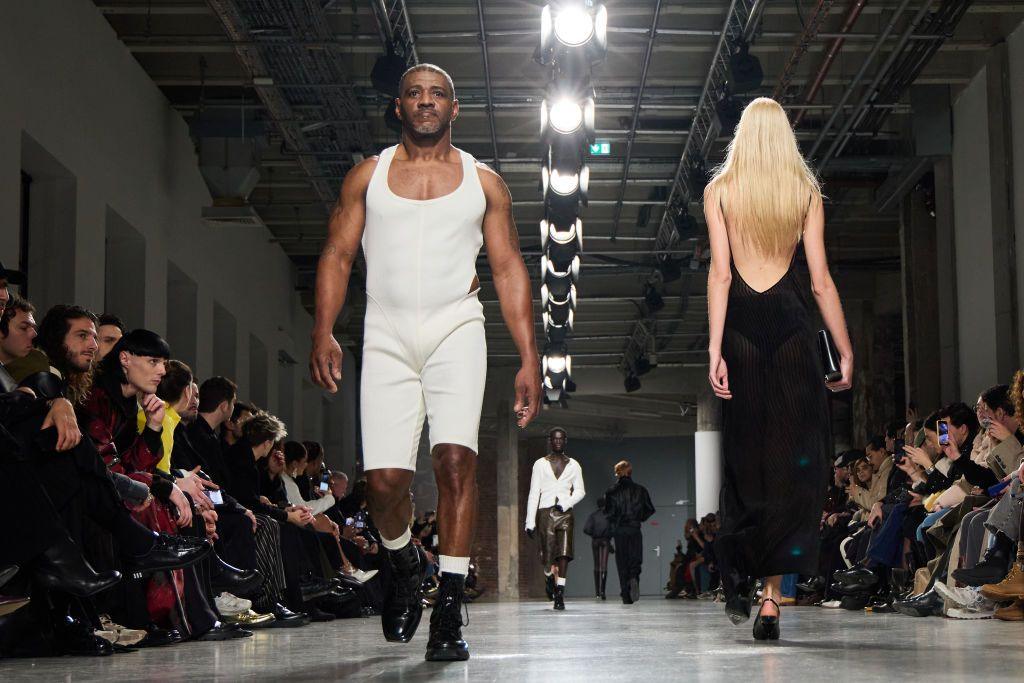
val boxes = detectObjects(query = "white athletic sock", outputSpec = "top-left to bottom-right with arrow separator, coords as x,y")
544,569 -> 553,577
439,555 -> 470,576
556,577 -> 567,586
381,527 -> 412,551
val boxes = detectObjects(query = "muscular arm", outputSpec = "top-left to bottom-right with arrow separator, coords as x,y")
310,158 -> 376,392
803,196 -> 854,390
479,165 -> 541,428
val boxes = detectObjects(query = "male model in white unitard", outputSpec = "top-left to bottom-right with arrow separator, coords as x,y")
310,64 -> 540,662
525,427 -> 585,610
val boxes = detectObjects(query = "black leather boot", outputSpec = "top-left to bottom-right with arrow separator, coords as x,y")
953,534 -> 1013,587
209,553 -> 263,597
553,585 -> 565,610
57,615 -> 114,657
382,542 -> 427,643
545,573 -> 555,601
600,570 -> 607,600
593,570 -> 601,598
35,534 -> 122,597
125,533 -> 212,573
424,573 -> 469,661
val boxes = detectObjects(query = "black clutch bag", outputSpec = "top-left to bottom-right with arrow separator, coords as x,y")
817,329 -> 842,383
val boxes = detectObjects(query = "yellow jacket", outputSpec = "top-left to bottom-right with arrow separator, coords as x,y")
137,403 -> 181,474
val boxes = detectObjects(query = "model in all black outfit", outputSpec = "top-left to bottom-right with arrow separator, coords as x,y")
704,98 -> 853,640
604,461 -> 655,604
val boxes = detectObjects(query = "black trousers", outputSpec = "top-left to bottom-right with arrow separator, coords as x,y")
613,527 -> 643,598
215,508 -> 258,571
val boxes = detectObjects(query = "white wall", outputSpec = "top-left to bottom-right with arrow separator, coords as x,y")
951,67 -> 998,400
1010,23 -> 1024,370
0,1 -> 349,449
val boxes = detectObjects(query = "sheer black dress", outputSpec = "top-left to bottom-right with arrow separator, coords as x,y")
715,250 -> 832,582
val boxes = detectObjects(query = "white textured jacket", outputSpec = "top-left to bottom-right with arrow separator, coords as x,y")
524,457 -> 586,531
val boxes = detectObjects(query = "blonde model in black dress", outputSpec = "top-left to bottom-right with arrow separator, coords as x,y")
703,98 -> 854,640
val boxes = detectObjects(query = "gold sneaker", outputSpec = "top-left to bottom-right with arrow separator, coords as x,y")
223,609 -> 276,629
980,562 -> 1024,602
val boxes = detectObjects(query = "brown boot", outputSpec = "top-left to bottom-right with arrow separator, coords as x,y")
980,562 -> 1024,602
993,599 -> 1024,622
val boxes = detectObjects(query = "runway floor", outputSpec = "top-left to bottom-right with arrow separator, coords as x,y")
3,598 -> 1022,681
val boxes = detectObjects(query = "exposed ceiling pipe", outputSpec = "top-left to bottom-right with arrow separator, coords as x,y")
807,0 -> 915,161
610,0 -> 665,238
793,0 -> 868,127
474,0 -> 500,172
818,0 -> 939,170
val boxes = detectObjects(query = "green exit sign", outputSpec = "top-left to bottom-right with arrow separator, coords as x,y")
589,141 -> 611,156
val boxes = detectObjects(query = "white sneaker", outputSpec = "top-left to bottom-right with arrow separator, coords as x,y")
821,599 -> 843,609
946,607 -> 994,620
346,569 -> 379,584
215,592 -> 252,615
934,583 -> 990,610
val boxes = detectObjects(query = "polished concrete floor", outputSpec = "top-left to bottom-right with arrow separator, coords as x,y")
3,599 -> 1023,681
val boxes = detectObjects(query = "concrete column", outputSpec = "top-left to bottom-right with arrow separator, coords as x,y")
0,120 -> 20,261
900,185 -> 942,410
694,386 -> 722,519
934,158 -> 960,404
495,398 -> 519,600
985,44 -> 1019,381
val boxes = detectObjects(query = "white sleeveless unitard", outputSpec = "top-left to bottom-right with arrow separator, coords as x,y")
359,145 -> 488,470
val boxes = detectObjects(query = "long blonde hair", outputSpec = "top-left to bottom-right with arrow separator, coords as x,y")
707,97 -> 821,257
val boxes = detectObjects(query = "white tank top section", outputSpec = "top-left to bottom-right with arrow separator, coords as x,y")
362,145 -> 486,313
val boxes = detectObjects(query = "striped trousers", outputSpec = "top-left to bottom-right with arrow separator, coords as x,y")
253,514 -> 287,612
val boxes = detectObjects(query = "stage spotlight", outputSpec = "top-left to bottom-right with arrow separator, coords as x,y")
728,41 -> 763,94
656,254 -> 683,283
541,281 -> 577,310
541,249 -> 581,281
624,374 -> 641,393
688,160 -> 710,197
545,296 -> 575,327
540,218 -> 583,252
673,208 -> 699,240
714,93 -> 742,133
370,50 -> 407,97
542,160 -> 589,205
541,94 -> 595,141
542,347 -> 572,402
542,259 -> 579,296
539,3 -> 608,65
643,284 -> 664,313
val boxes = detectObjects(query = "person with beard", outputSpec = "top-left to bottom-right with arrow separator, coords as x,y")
33,305 -> 99,407
524,428 -> 585,610
310,63 -> 540,662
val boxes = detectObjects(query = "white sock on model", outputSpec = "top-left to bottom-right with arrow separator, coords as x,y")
556,577 -> 567,586
380,527 -> 412,551
439,555 -> 470,576
544,569 -> 553,577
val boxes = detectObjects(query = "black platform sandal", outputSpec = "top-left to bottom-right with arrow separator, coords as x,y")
752,597 -> 781,641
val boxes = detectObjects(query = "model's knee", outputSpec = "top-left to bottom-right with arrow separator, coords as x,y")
432,445 -> 476,496
365,469 -> 409,510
